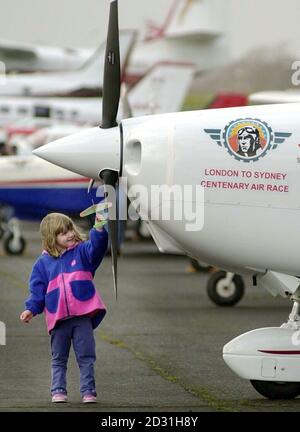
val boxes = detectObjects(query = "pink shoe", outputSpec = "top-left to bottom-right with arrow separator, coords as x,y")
52,393 -> 68,403
82,394 -> 97,403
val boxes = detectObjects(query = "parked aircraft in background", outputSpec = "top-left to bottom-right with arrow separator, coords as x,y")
249,90 -> 300,105
0,30 -> 136,96
0,156 -> 97,221
35,0 -> 300,400
125,0 -> 228,84
0,61 -> 194,128
0,60 -> 194,254
0,155 -> 101,254
0,38 -> 93,73
0,117 -> 71,155
0,117 -> 64,155
7,124 -> 88,156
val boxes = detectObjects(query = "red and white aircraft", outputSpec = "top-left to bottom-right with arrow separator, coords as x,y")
34,0 -> 300,400
125,0 -> 228,84
0,61 -> 194,127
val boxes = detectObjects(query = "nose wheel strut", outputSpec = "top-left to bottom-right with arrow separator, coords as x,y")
1,217 -> 26,255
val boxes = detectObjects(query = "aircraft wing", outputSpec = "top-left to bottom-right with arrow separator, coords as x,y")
0,40 -> 37,61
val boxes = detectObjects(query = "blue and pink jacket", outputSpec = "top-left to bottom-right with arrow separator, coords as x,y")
25,228 -> 108,333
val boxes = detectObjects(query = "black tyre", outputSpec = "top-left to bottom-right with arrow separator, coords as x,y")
3,233 -> 26,255
207,270 -> 245,306
136,219 -> 151,240
0,225 -> 4,240
250,380 -> 300,400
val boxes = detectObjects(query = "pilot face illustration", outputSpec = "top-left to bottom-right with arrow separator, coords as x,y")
205,118 -> 292,162
237,126 -> 261,156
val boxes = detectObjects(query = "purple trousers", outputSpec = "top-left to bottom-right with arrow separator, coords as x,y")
50,315 -> 97,397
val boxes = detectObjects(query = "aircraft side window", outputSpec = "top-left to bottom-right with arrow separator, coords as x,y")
23,87 -> 31,96
18,107 -> 28,114
55,109 -> 64,120
71,110 -> 78,118
34,106 -> 50,118
0,106 -> 9,113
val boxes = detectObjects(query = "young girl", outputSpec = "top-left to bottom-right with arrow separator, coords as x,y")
20,212 -> 108,404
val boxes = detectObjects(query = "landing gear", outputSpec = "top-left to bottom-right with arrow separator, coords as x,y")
1,216 -> 26,255
135,219 -> 152,240
207,270 -> 245,306
188,259 -> 213,273
3,231 -> 26,255
223,287 -> 300,399
250,380 -> 300,399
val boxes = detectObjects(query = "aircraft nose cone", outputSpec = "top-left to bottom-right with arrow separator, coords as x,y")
33,126 -> 121,179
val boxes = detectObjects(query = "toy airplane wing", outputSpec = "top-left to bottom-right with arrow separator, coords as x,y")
93,219 -> 108,229
80,201 -> 112,218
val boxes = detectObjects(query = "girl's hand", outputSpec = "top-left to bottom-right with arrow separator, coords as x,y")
95,213 -> 105,231
20,310 -> 34,323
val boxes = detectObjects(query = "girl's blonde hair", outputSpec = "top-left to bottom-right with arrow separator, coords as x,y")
40,213 -> 86,257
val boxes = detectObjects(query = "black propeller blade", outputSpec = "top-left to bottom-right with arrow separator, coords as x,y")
100,0 -> 121,299
101,0 -> 121,129
100,169 -> 119,300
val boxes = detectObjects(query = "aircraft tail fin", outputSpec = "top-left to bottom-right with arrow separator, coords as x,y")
77,30 -> 137,88
144,0 -> 224,41
128,62 -> 195,116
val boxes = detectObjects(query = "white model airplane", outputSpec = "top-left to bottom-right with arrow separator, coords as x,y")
249,89 -> 300,105
0,38 -> 93,73
34,0 -> 300,400
0,30 -> 135,97
0,61 -> 194,126
125,0 -> 228,84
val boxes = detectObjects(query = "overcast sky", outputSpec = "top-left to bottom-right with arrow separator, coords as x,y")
0,0 -> 300,60
0,0 -> 169,48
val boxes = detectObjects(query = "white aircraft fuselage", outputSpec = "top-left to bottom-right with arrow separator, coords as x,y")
35,103 -> 299,278
0,63 -> 194,125
0,72 -> 99,97
0,31 -> 136,97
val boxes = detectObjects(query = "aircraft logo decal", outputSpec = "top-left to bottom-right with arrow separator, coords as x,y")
204,118 -> 292,162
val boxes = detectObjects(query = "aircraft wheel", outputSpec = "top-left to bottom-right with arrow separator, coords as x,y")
136,219 -> 151,240
207,271 -> 244,306
250,380 -> 300,399
3,233 -> 26,255
0,226 -> 4,240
